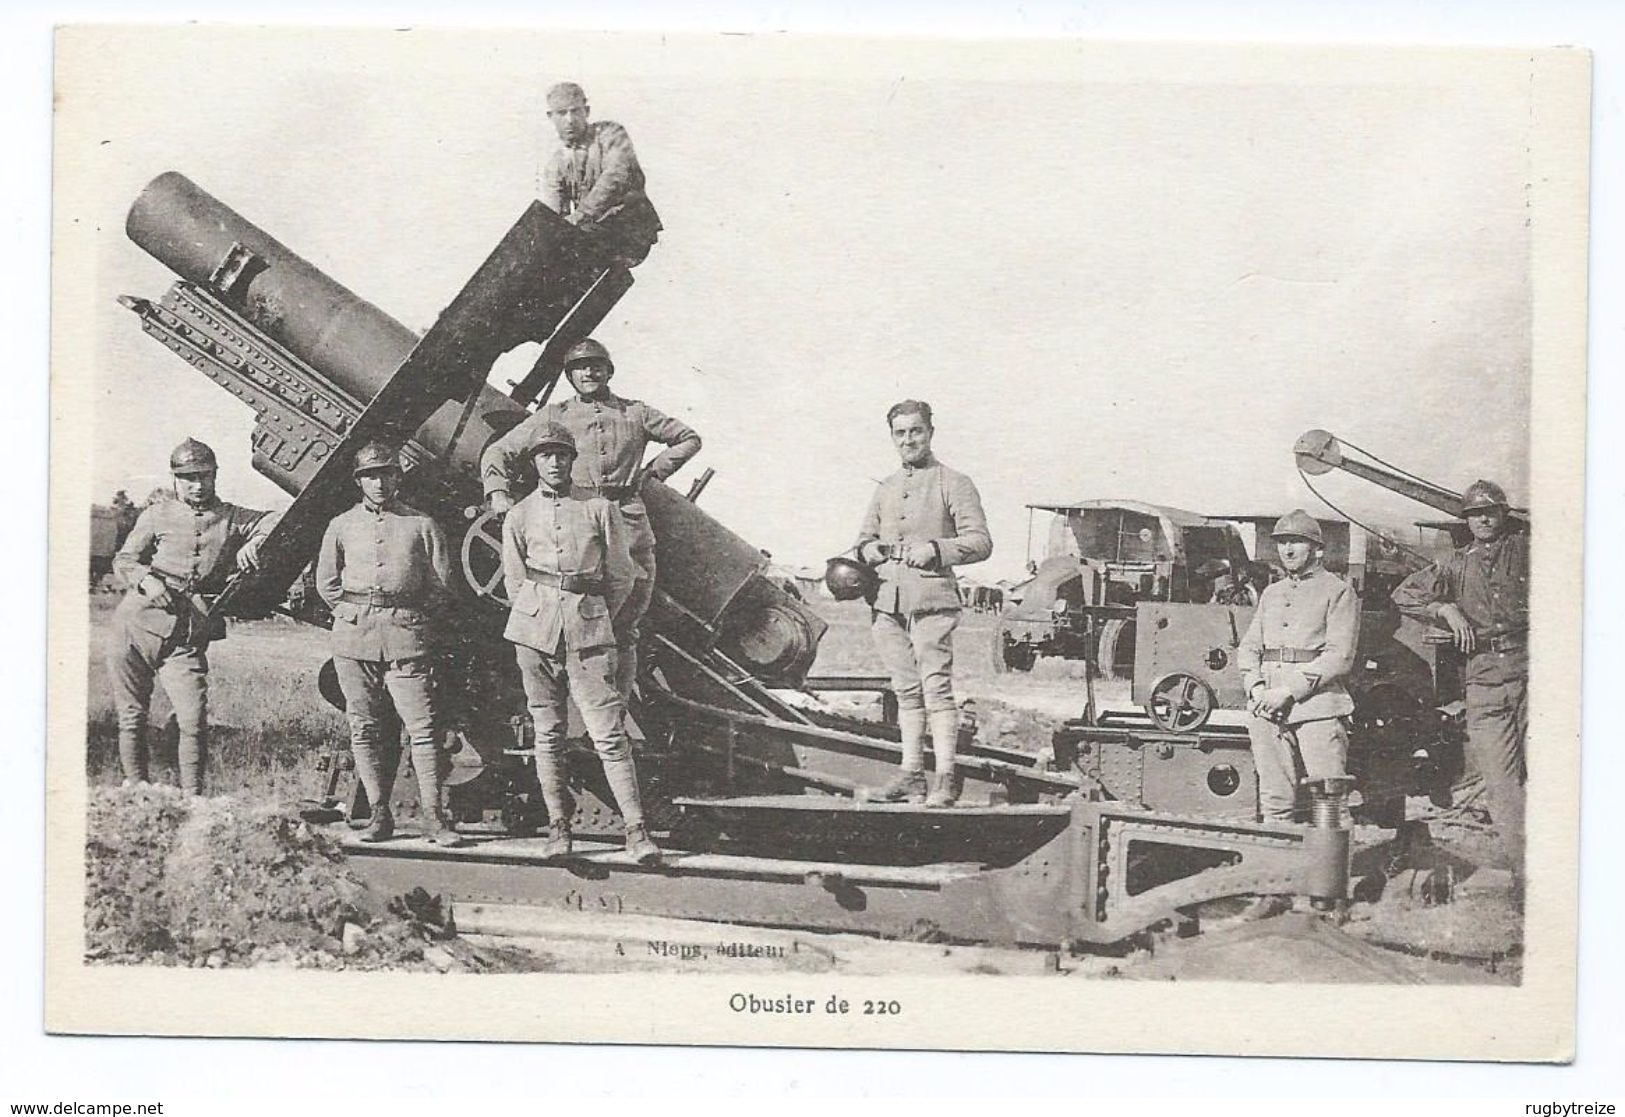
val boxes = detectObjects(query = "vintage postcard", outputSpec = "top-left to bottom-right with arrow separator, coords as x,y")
45,26 -> 1589,1059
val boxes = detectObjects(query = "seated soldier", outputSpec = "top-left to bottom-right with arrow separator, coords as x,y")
539,81 -> 663,268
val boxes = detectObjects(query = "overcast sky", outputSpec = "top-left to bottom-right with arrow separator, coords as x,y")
74,29 -> 1534,581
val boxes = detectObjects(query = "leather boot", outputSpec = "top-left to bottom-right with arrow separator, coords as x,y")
859,708 -> 928,802
116,719 -> 148,785
924,770 -> 963,809
858,769 -> 927,804
412,742 -> 465,847
623,823 -> 662,865
541,817 -> 573,860
360,804 -> 395,843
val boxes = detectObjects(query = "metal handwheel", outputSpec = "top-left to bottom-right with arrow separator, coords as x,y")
1146,671 -> 1218,733
461,510 -> 511,607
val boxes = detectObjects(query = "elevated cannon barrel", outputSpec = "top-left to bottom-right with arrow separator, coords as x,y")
127,171 -> 420,408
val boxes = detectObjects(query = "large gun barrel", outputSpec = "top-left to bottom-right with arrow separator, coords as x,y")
120,171 -> 825,684
127,171 -> 420,407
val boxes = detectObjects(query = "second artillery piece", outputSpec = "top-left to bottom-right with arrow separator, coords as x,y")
119,174 -> 1395,949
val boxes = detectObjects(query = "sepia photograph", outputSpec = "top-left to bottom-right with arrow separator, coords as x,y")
43,24 -> 1588,1060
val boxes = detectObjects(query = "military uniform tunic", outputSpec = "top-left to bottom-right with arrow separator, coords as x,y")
502,483 -> 645,827
1236,564 -> 1361,820
106,496 -> 276,790
854,456 -> 992,714
1392,530 -> 1529,862
538,120 -> 663,265
317,499 -> 452,662
316,499 -> 452,777
483,391 -> 700,696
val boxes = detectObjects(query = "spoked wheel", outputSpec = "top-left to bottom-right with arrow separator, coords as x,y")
460,510 -> 511,607
1146,671 -> 1218,733
991,619 -> 1037,673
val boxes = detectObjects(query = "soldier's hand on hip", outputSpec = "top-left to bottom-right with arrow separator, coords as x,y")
139,575 -> 175,611
489,491 -> 514,516
1438,603 -> 1476,654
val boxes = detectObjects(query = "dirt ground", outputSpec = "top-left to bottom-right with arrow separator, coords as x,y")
83,594 -> 1521,980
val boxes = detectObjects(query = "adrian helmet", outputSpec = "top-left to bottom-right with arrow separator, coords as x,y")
351,440 -> 401,477
824,554 -> 880,603
1459,479 -> 1511,516
561,337 -> 613,372
527,421 -> 578,458
1269,509 -> 1326,546
169,438 -> 218,477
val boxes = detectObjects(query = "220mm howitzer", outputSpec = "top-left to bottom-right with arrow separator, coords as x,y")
120,173 -> 1371,949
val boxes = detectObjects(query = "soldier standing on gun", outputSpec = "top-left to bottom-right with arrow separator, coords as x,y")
107,438 -> 274,794
1392,480 -> 1527,886
483,337 -> 701,700
316,442 -> 463,847
854,400 -> 992,809
539,81 -> 663,269
500,422 -> 661,864
1235,510 -> 1361,824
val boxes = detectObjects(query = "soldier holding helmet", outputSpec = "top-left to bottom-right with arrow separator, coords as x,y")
316,441 -> 462,846
108,438 -> 275,793
483,337 -> 701,699
1393,479 -> 1528,879
1235,510 -> 1361,822
501,421 -> 660,864
850,400 -> 992,809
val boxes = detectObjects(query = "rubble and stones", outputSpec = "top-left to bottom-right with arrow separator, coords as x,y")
84,785 -> 547,972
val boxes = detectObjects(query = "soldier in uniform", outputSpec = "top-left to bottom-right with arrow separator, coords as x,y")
107,438 -> 275,793
500,422 -> 661,864
316,442 -> 462,847
1392,480 -> 1527,878
483,337 -> 701,700
854,400 -> 992,809
539,81 -> 663,268
1235,510 -> 1361,822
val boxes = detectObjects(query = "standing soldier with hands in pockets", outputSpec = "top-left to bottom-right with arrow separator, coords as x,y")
852,400 -> 992,809
317,441 -> 463,847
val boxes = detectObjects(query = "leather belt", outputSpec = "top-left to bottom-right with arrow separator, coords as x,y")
576,483 -> 636,502
527,567 -> 604,595
1262,647 -> 1320,663
341,590 -> 408,607
1482,630 -> 1527,653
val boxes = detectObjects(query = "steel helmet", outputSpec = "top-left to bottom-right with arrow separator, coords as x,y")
527,421 -> 578,458
1459,479 -> 1510,516
169,437 -> 218,477
1194,558 -> 1232,578
1270,509 -> 1325,546
824,555 -> 879,603
562,337 -> 613,372
351,440 -> 401,476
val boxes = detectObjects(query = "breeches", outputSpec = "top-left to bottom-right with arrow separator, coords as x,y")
515,644 -> 630,763
1465,669 -> 1527,863
106,619 -> 209,789
870,609 -> 960,713
1246,715 -> 1349,821
332,656 -> 438,748
615,515 -> 657,699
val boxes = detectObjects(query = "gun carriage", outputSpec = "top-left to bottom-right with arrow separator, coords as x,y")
119,174 -> 1475,950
